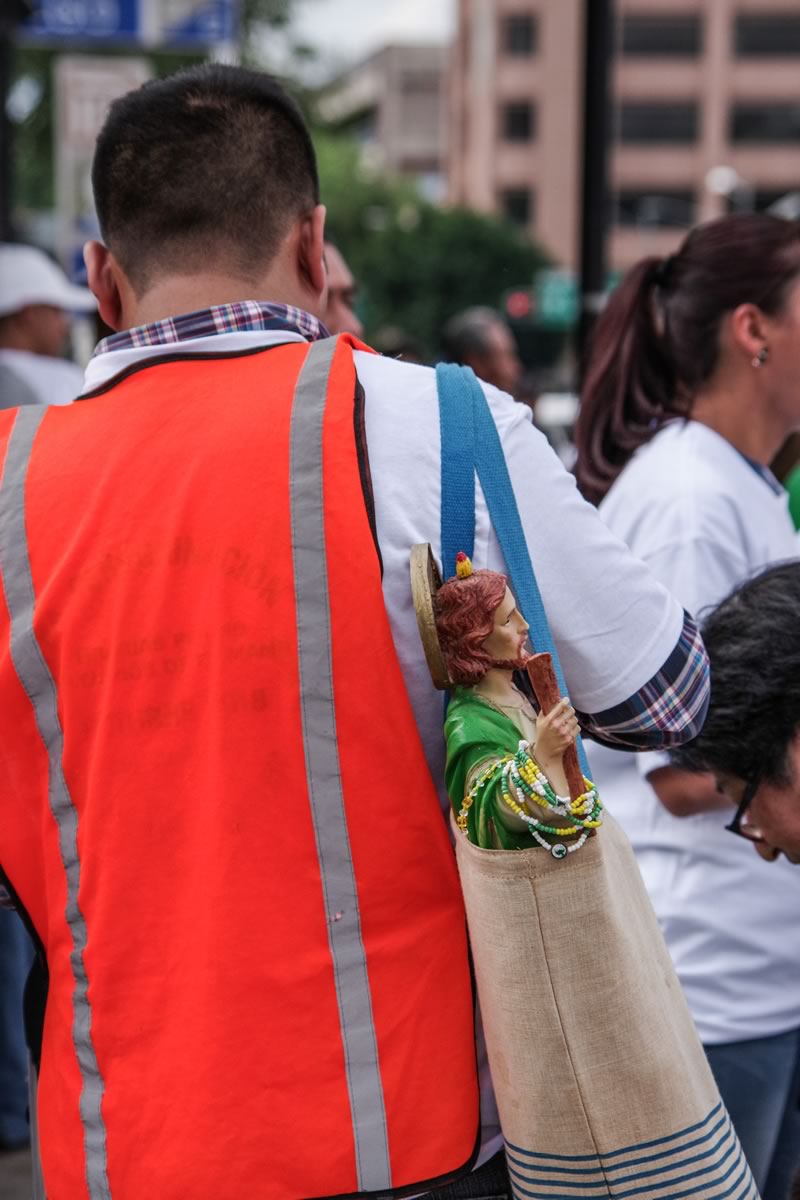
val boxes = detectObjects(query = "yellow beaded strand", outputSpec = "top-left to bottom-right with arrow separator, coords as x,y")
501,784 -> 581,836
457,756 -> 511,833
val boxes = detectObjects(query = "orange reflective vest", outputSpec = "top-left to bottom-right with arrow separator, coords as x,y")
0,336 -> 480,1199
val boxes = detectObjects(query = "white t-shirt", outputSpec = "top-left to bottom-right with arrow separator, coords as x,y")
0,348 -> 83,406
82,332 -> 693,1165
589,419 -> 800,1045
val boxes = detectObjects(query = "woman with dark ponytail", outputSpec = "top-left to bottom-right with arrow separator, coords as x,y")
576,213 -> 800,1198
575,254 -> 679,505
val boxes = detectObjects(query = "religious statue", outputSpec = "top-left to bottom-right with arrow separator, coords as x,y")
408,550 -> 744,1188
411,545 -> 602,855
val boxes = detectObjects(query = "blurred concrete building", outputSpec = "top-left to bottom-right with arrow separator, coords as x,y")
317,45 -> 448,202
449,0 -> 800,269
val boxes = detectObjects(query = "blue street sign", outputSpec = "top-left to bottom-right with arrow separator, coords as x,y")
23,0 -> 238,47
161,1 -> 237,45
24,0 -> 139,40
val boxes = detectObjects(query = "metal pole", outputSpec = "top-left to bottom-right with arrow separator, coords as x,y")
577,0 -> 615,374
0,27 -> 13,241
0,0 -> 32,243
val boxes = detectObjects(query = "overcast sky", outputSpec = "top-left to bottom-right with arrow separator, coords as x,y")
290,0 -> 456,72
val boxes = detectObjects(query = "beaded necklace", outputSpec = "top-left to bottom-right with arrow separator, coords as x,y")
457,740 -> 603,859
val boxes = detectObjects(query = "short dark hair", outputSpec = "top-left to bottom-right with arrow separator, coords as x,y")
673,560 -> 800,785
440,307 -> 505,365
92,64 -> 319,292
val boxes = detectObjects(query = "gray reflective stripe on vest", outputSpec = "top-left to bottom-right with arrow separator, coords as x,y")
0,407 -> 111,1200
289,336 -> 392,1192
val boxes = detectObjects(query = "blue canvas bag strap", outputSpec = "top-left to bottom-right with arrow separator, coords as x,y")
436,363 -> 590,778
436,362 -> 475,581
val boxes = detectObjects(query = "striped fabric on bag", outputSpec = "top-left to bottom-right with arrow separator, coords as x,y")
505,1105 -> 757,1200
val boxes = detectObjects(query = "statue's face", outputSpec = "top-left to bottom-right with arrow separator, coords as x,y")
482,587 -> 529,664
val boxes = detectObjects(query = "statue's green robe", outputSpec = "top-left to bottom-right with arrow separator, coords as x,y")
444,687 -> 535,850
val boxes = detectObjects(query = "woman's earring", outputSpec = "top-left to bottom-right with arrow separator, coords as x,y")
752,347 -> 769,368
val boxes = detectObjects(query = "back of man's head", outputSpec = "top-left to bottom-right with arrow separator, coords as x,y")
92,64 -> 319,295
440,306 -> 522,396
440,307 -> 501,366
674,560 -> 800,785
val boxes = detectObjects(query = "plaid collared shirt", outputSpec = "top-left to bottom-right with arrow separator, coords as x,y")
578,610 -> 709,749
93,301 -> 329,357
91,301 -> 709,751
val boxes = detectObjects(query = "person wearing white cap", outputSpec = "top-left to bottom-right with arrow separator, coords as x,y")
0,242 -> 95,408
0,244 -> 94,1156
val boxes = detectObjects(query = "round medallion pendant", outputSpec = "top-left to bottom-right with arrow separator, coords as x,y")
551,843 -> 568,860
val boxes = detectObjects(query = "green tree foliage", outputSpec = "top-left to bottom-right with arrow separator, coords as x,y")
241,0 -> 298,66
11,45 -> 51,210
317,134 -> 549,358
242,0 -> 293,29
11,43 -> 211,211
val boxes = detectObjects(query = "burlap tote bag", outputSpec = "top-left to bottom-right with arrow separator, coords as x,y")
454,811 -> 756,1199
431,364 -> 758,1200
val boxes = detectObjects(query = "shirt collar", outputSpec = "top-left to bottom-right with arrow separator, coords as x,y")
737,450 -> 784,496
93,301 -> 330,357
674,418 -> 785,497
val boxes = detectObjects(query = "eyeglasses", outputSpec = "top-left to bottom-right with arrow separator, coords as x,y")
724,774 -> 764,842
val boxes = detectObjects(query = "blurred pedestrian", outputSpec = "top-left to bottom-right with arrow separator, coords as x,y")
0,65 -> 710,1199
0,245 -> 90,1164
575,212 -> 800,1200
0,243 -> 95,407
324,240 -> 363,337
441,306 -> 522,397
0,904 -> 33,1153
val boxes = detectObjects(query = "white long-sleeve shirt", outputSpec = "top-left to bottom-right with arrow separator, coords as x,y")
590,419 -> 800,1045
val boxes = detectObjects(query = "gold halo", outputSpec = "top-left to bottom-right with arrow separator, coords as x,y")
410,543 -> 453,691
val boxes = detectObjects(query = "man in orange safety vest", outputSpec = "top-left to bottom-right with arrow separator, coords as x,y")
0,65 -> 710,1200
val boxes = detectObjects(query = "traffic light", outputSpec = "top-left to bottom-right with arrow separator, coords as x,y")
503,288 -> 535,322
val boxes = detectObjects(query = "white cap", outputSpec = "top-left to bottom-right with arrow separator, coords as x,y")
0,243 -> 96,318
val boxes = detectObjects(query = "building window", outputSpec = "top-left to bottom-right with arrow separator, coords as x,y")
621,15 -> 702,56
619,102 -> 699,143
502,101 -> 536,142
731,103 -> 800,143
503,14 -> 537,56
399,70 -> 441,96
735,15 -> 800,56
616,189 -> 696,227
501,188 -> 533,226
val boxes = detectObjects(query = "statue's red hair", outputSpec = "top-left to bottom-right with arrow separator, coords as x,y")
435,569 -> 508,686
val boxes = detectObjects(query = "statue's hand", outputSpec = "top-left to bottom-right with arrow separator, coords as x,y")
534,697 -> 579,774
